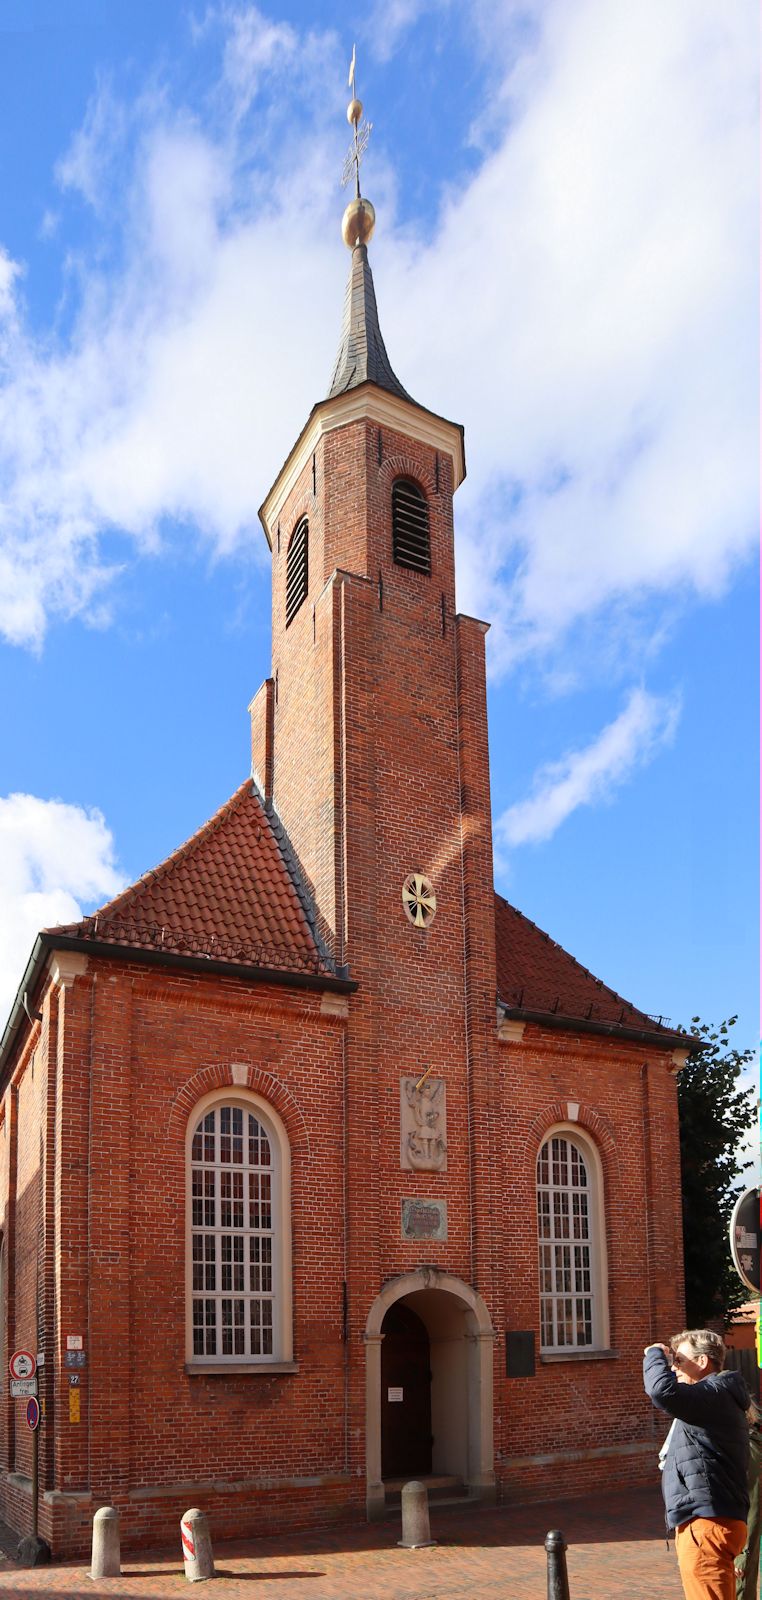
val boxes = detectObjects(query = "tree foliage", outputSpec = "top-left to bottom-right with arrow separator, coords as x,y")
677,1016 -> 756,1326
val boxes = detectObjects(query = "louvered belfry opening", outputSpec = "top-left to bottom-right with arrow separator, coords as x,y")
286,517 -> 309,626
392,478 -> 431,575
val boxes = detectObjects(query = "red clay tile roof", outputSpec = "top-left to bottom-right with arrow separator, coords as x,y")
495,892 -> 680,1041
47,781 -> 332,977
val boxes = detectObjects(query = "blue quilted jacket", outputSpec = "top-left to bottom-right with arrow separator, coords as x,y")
644,1347 -> 750,1529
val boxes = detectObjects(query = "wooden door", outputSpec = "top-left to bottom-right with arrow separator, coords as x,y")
380,1302 -> 432,1478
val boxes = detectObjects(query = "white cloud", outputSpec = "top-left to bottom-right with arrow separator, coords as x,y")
367,0 -> 450,63
0,794 -> 126,1026
498,685 -> 681,846
221,4 -> 298,115
0,0 -> 754,673
55,77 -> 128,210
382,0 -> 757,673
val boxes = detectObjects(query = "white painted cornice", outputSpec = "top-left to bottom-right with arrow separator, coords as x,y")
497,1010 -> 526,1043
321,992 -> 349,1020
259,385 -> 466,547
670,1048 -> 690,1073
48,952 -> 89,988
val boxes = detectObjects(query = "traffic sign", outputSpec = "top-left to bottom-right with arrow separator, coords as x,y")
10,1377 -> 37,1398
730,1187 -> 761,1295
9,1350 -> 36,1381
25,1398 -> 39,1431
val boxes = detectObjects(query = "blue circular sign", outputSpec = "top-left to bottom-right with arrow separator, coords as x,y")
25,1397 -> 39,1431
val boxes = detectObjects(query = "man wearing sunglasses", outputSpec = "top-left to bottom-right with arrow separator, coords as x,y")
644,1330 -> 750,1600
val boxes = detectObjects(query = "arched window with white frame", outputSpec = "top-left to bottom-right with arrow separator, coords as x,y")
536,1127 -> 609,1352
186,1091 -> 292,1367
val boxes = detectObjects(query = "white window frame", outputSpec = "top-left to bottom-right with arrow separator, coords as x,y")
185,1088 -> 293,1367
537,1124 -> 610,1353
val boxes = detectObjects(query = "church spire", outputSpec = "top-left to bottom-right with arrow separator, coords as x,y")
327,52 -> 412,403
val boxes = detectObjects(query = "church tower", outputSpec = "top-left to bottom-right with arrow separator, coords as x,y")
250,73 -> 501,1508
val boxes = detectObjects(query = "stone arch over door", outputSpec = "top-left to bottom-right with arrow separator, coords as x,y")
364,1268 -> 496,1520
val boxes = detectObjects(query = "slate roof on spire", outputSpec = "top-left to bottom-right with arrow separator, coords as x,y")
327,243 -> 412,402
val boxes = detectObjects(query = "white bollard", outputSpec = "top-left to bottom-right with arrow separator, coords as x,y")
180,1507 -> 215,1582
398,1480 -> 436,1549
90,1505 -> 121,1578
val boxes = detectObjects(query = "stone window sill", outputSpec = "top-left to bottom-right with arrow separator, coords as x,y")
184,1361 -> 299,1376
540,1349 -> 619,1363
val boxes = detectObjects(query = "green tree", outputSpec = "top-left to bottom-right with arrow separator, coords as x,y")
677,1016 -> 756,1326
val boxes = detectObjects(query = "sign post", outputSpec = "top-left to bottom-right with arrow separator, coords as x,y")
10,1348 -> 49,1568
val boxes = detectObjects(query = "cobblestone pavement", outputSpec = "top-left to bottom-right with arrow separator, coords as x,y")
0,1485 -> 682,1600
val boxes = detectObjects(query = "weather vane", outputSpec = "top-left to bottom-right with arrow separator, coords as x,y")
341,45 -> 372,198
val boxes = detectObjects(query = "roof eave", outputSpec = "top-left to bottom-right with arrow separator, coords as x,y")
0,932 -> 357,1084
498,1001 -> 706,1054
0,933 -> 48,1084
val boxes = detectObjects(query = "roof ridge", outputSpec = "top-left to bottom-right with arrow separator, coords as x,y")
78,780 -> 254,928
494,889 -> 655,1025
258,788 -> 338,973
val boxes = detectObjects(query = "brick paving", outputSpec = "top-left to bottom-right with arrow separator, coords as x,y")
0,1485 -> 683,1600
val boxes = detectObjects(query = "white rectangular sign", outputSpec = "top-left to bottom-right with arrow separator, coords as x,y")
387,1386 -> 403,1403
10,1377 -> 37,1398
66,1336 -> 83,1350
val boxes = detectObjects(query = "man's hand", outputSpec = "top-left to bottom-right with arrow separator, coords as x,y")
644,1342 -> 671,1357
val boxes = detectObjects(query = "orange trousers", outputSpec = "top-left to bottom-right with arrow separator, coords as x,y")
675,1518 -> 747,1600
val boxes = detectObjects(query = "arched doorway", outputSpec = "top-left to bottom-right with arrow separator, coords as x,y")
380,1302 -> 432,1478
365,1268 -> 496,1519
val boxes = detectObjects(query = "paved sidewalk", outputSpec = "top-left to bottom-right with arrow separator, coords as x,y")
0,1485 -> 682,1600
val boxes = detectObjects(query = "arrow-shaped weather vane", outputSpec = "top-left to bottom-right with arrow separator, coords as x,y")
341,44 -> 372,197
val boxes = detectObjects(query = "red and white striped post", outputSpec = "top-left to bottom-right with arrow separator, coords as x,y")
180,1507 -> 215,1582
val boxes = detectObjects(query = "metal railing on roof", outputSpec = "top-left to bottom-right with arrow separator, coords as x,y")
502,987 -> 667,1029
75,915 -> 335,976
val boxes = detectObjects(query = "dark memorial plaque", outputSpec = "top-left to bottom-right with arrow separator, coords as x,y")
506,1330 -> 536,1378
401,1198 -> 447,1241
730,1187 -> 761,1296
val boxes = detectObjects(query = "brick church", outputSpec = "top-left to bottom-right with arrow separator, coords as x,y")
0,92 -> 697,1558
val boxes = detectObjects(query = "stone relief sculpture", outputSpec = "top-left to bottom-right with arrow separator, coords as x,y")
400,1075 -> 447,1171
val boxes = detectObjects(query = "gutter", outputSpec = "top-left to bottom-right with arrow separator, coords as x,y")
497,1001 -> 705,1054
0,932 -> 357,1083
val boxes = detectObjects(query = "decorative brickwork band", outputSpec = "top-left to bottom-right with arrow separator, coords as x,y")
168,1065 -> 310,1157
527,1101 -> 617,1165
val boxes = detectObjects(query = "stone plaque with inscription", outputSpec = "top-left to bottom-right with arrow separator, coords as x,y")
401,1198 -> 448,1241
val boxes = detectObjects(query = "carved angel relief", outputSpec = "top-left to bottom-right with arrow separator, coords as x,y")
400,1075 -> 447,1172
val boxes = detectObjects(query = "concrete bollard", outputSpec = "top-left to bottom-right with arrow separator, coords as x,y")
545,1528 -> 571,1600
180,1507 -> 215,1582
90,1506 -> 121,1579
397,1480 -> 436,1549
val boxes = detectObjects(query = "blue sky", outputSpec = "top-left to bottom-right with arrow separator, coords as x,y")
0,2 -> 757,1106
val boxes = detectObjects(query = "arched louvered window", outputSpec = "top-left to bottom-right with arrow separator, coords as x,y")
392,479 -> 430,575
286,517 -> 308,626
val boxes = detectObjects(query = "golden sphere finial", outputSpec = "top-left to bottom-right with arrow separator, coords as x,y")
347,97 -> 363,126
341,196 -> 376,250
